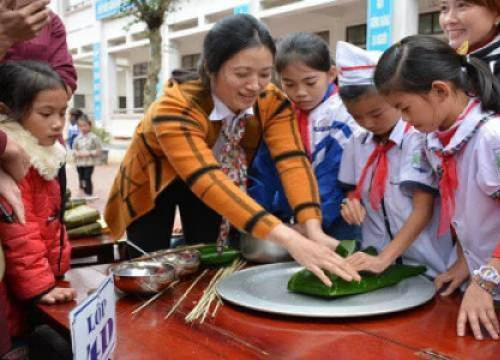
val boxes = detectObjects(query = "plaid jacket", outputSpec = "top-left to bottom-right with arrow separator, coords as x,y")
104,80 -> 321,240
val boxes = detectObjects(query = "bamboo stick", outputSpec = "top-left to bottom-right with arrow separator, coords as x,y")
185,259 -> 246,324
164,269 -> 209,320
130,280 -> 179,315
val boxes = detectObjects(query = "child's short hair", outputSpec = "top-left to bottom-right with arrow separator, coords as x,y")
76,111 -> 92,127
339,85 -> 377,102
275,32 -> 334,73
0,61 -> 67,121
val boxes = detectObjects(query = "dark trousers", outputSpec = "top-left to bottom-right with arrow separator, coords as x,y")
76,166 -> 94,195
126,180 -> 222,258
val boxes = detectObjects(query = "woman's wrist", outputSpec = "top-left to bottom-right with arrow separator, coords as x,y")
267,223 -> 298,248
301,219 -> 324,237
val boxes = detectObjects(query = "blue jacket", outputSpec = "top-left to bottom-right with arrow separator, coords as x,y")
248,89 -> 359,229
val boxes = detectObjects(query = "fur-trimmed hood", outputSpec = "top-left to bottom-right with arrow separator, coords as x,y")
0,115 -> 66,181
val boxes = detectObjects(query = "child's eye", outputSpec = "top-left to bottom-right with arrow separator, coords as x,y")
235,72 -> 249,78
306,82 -> 317,87
259,72 -> 271,79
282,82 -> 295,88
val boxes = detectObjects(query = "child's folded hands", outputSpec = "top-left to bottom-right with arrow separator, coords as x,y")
38,287 -> 77,305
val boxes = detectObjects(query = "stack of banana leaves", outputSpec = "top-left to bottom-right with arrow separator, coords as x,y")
287,240 -> 427,298
64,201 -> 103,239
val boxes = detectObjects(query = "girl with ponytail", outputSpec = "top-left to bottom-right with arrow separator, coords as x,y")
374,34 -> 500,341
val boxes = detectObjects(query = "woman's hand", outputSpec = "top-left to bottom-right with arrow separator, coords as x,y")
38,287 -> 77,305
0,167 -> 24,224
1,136 -> 30,182
457,281 -> 499,340
340,198 -> 366,225
347,252 -> 390,274
268,224 -> 360,286
301,219 -> 339,251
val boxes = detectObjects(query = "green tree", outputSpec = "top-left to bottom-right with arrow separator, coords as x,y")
122,0 -> 177,110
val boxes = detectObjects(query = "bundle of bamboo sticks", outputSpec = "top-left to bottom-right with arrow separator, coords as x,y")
185,258 -> 246,324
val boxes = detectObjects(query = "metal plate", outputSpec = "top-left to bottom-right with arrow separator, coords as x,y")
217,262 -> 436,318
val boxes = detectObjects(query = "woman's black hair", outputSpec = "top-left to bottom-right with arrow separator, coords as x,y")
0,61 -> 67,121
339,85 -> 377,103
374,35 -> 500,114
170,68 -> 200,84
275,32 -> 334,73
199,14 -> 276,86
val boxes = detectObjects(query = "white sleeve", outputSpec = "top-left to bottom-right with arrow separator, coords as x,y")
338,135 -> 357,187
476,123 -> 500,200
399,131 -> 439,196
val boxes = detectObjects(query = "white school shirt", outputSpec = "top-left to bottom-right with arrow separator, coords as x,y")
339,119 -> 453,277
425,99 -> 500,281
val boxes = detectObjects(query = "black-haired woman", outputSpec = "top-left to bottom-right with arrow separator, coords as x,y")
105,14 -> 360,285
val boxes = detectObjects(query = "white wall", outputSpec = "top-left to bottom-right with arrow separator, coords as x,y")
58,0 -> 439,138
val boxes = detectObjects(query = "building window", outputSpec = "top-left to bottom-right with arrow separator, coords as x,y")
181,54 -> 201,70
346,24 -> 367,49
133,63 -> 148,109
118,96 -> 127,109
73,94 -> 85,109
315,31 -> 330,44
419,12 -> 443,35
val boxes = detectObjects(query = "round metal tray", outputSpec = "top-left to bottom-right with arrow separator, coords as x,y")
217,262 -> 436,318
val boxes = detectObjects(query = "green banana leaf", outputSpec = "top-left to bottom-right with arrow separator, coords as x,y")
334,240 -> 357,258
65,199 -> 87,210
64,205 -> 100,229
288,263 -> 426,298
67,222 -> 102,239
288,242 -> 426,298
198,244 -> 240,266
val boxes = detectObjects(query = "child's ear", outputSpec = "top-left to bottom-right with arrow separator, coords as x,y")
430,81 -> 451,102
328,65 -> 338,83
0,102 -> 10,114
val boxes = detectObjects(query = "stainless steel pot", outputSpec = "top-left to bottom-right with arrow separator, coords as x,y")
239,233 -> 291,263
109,261 -> 176,295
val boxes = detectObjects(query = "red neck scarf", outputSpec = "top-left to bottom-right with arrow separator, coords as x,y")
296,109 -> 311,159
294,83 -> 337,160
349,140 -> 395,210
434,100 -> 479,236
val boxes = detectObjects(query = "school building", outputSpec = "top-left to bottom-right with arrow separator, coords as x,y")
53,0 -> 443,138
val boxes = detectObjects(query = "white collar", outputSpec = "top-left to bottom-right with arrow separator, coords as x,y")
426,98 -> 494,153
0,116 -> 66,181
364,118 -> 407,147
208,94 -> 254,122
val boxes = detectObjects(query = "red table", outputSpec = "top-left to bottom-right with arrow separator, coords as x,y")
36,265 -> 500,359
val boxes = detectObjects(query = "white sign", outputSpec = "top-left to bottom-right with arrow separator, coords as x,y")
69,275 -> 117,360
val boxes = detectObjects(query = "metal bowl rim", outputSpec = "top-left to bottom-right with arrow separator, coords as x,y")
108,260 -> 176,277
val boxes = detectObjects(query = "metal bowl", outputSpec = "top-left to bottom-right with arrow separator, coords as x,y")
147,249 -> 201,278
239,233 -> 291,263
109,261 -> 176,295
